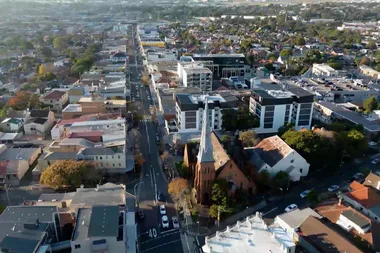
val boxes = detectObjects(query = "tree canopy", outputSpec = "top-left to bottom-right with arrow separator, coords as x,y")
239,130 -> 260,147
222,108 -> 259,131
363,96 -> 378,112
168,177 -> 190,201
40,160 -> 101,189
7,91 -> 40,111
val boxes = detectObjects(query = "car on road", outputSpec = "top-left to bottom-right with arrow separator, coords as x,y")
351,173 -> 365,183
136,210 -> 145,220
162,215 -> 169,228
300,190 -> 311,199
372,159 -> 380,165
369,141 -> 377,146
157,192 -> 165,202
172,217 -> 180,228
285,204 -> 298,212
328,185 -> 340,192
160,205 -> 166,215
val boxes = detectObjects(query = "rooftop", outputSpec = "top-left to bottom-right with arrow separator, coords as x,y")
0,146 -> 40,161
193,53 -> 245,58
42,90 -> 67,100
276,207 -> 322,229
203,213 -> 295,253
63,104 -> 82,113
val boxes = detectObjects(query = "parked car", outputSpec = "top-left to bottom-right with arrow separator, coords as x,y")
162,215 -> 169,228
285,204 -> 298,212
159,205 -> 166,215
157,192 -> 165,201
300,190 -> 311,199
369,141 -> 377,146
372,159 -> 380,165
328,185 -> 340,192
172,217 -> 180,228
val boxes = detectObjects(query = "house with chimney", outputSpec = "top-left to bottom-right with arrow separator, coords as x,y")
184,98 -> 255,204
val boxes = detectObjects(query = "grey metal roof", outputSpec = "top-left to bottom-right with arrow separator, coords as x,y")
176,93 -> 193,105
38,192 -> 76,202
88,206 -> 119,237
277,208 -> 322,229
60,138 -> 95,148
0,206 -> 58,223
70,186 -> 126,207
0,231 -> 46,253
80,146 -> 123,156
42,152 -> 78,160
341,210 -> 370,228
0,147 -> 40,161
30,110 -> 50,118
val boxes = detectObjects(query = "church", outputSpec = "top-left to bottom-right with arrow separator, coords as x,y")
183,99 -> 255,204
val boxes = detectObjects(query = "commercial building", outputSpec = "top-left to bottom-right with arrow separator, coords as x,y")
177,62 -> 213,91
249,82 -> 314,134
202,212 -> 295,253
359,65 -> 380,79
175,93 -> 238,134
312,63 -> 339,77
192,53 -> 246,79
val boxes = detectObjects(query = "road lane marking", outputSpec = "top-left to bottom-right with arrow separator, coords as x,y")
263,207 -> 278,216
141,230 -> 180,244
149,168 -> 154,187
152,166 -> 158,201
141,238 -> 181,248
160,228 -> 178,234
184,233 -> 191,252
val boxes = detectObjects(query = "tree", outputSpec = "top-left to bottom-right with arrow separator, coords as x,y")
274,171 -> 290,188
278,122 -> 294,136
211,180 -> 229,206
209,204 -> 219,219
363,96 -> 377,112
168,177 -> 190,201
37,47 -> 53,58
222,108 -> 259,131
7,91 -> 32,111
239,130 -> 260,147
38,65 -> 45,75
134,152 -> 145,167
306,189 -> 319,204
280,49 -> 293,57
40,160 -> 100,189
366,40 -> 377,50
20,40 -> 34,50
337,129 -> 367,158
293,36 -> 306,46
328,61 -> 343,70
53,36 -> 68,50
221,134 -> 233,142
141,76 -> 150,86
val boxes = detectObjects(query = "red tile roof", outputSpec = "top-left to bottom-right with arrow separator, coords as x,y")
346,185 -> 380,208
42,90 -> 67,100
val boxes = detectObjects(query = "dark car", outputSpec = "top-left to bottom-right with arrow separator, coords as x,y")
157,192 -> 165,202
136,210 -> 145,220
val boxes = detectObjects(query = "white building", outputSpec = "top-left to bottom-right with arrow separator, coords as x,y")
246,135 -> 310,181
202,212 -> 296,253
147,50 -> 177,63
312,63 -> 339,77
174,93 -> 238,134
177,62 -> 213,91
249,84 -> 315,134
71,206 -> 125,253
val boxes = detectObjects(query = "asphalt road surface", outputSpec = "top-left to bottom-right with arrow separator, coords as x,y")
127,28 -> 184,253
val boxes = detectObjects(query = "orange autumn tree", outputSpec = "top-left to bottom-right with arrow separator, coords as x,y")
8,91 -> 40,111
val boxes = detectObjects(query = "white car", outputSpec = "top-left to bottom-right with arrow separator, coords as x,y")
328,185 -> 340,192
285,204 -> 298,212
369,141 -> 377,146
162,215 -> 169,228
159,205 -> 166,215
372,159 -> 380,165
172,217 -> 180,228
300,190 -> 311,199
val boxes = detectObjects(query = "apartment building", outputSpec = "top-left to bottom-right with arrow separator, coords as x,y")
249,83 -> 314,134
312,63 -> 339,77
192,53 -> 246,78
177,62 -> 212,91
71,206 -> 125,253
175,93 -> 238,134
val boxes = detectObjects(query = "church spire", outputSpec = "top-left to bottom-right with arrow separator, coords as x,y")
197,97 -> 214,163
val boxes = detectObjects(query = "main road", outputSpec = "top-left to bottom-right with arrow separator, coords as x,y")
127,27 -> 185,253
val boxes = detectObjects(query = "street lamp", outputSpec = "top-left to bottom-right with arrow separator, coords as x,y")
134,182 -> 144,208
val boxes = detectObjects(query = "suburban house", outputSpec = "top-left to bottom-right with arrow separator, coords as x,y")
315,200 -> 380,251
296,216 -> 362,253
342,181 -> 380,221
245,135 -> 310,181
0,118 -> 24,133
24,110 -> 55,136
364,172 -> 380,191
40,90 -> 69,112
184,102 -> 255,204
0,144 -> 41,186
0,206 -> 61,253
49,138 -> 95,153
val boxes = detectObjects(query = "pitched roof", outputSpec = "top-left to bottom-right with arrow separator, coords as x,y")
299,216 -> 363,253
252,135 -> 293,167
364,172 -> 380,190
30,110 -> 50,118
42,90 -> 66,100
197,98 -> 214,163
277,208 -> 322,229
31,118 -> 47,125
350,180 -> 367,191
346,185 -> 380,209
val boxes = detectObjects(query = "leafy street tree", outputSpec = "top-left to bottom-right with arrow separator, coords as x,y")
209,204 -> 219,219
7,92 -> 40,111
363,96 -> 377,112
222,108 -> 259,131
336,129 -> 367,158
278,122 -> 294,137
280,49 -> 293,57
141,76 -> 150,86
134,152 -> 145,168
53,36 -> 68,50
306,189 -> 319,204
293,36 -> 306,46
211,180 -> 228,206
239,130 -> 260,147
274,171 -> 290,188
40,160 -> 100,189
168,177 -> 190,201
